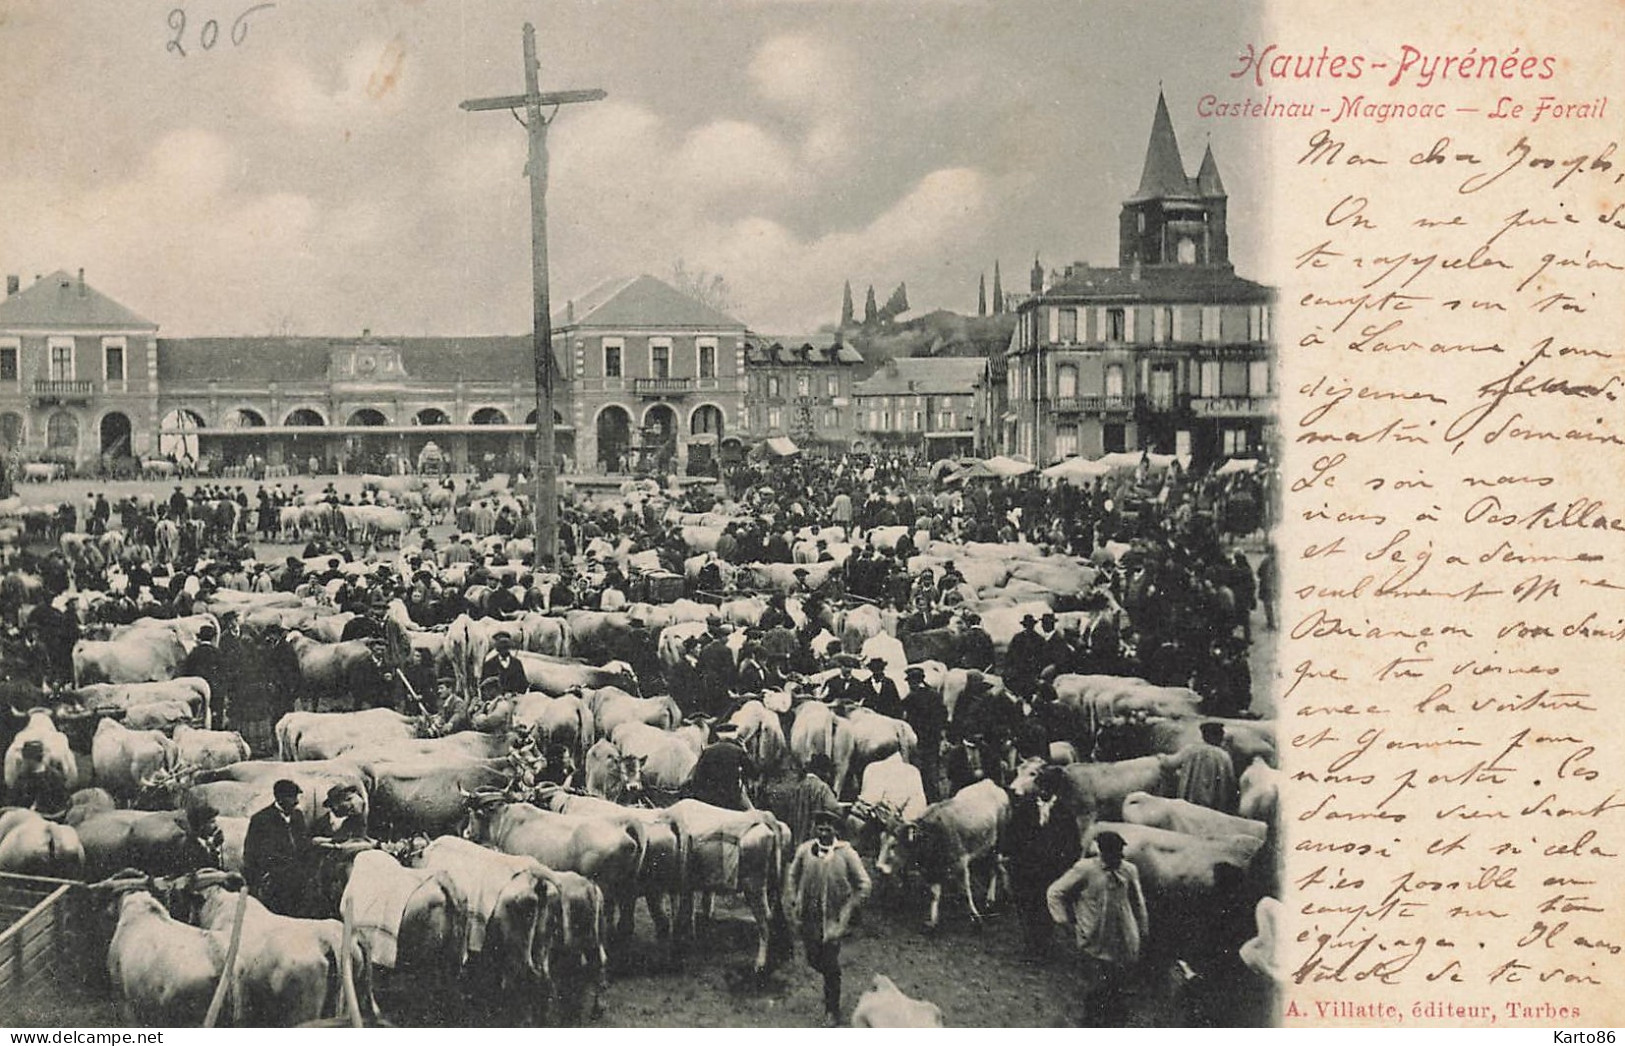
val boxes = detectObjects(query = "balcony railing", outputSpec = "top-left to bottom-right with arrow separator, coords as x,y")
1052,394 -> 1131,413
32,379 -> 96,402
1140,392 -> 1189,413
633,376 -> 693,396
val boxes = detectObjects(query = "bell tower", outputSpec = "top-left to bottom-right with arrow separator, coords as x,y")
1118,92 -> 1230,269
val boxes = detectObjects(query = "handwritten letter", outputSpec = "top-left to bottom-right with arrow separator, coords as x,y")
1265,1 -> 1625,1026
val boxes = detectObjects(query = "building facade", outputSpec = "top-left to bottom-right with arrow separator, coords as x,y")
555,275 -> 748,475
0,271 -> 750,477
851,356 -> 984,459
0,270 -> 161,467
1002,93 -> 1275,469
742,335 -> 865,452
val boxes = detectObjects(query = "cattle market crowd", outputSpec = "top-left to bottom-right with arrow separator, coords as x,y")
0,449 -> 1282,1029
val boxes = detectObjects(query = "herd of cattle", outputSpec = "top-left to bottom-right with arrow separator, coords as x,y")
0,476 -> 1284,1027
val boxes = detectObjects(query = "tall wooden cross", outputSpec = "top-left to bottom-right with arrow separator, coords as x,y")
461,23 -> 604,570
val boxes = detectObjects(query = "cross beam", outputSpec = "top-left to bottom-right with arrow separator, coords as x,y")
461,23 -> 603,572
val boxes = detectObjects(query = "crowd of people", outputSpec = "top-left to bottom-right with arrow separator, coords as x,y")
0,447 -> 1278,1027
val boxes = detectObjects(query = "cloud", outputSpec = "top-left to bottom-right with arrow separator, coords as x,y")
747,34 -> 848,116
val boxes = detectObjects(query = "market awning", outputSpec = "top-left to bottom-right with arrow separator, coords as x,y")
764,436 -> 800,457
1215,457 -> 1261,476
983,454 -> 1035,478
1041,457 -> 1113,483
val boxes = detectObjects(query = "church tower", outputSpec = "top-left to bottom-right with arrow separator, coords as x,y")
1118,92 -> 1230,269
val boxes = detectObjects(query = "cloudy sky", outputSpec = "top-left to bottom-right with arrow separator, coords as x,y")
0,0 -> 1263,336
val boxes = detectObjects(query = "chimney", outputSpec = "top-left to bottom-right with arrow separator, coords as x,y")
361,328 -> 372,339
5,276 -> 17,298
77,268 -> 85,296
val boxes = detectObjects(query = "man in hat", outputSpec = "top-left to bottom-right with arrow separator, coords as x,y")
243,779 -> 311,915
1169,722 -> 1239,813
819,655 -> 866,706
695,623 -> 737,717
1040,612 -> 1077,678
9,739 -> 69,815
860,656 -> 902,719
900,665 -> 948,801
956,611 -> 996,673
786,808 -> 871,1026
479,631 -> 529,696
317,783 -> 369,842
1005,613 -> 1046,697
1047,829 -> 1149,1025
177,802 -> 226,873
180,622 -> 228,728
686,720 -> 756,810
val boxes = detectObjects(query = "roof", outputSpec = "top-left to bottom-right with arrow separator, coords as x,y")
554,274 -> 746,331
744,334 -> 863,366
157,335 -> 563,384
0,271 -> 157,330
1031,264 -> 1272,305
852,356 -> 986,397
1130,92 -> 1196,202
1196,143 -> 1226,197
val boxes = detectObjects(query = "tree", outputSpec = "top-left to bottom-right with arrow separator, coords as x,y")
992,261 -> 1004,315
670,258 -> 738,314
841,281 -> 855,328
879,282 -> 910,323
978,273 -> 987,316
863,285 -> 878,325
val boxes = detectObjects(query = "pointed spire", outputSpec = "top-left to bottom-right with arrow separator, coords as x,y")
1197,142 -> 1226,197
991,261 -> 1004,314
1131,90 -> 1193,201
977,273 -> 987,316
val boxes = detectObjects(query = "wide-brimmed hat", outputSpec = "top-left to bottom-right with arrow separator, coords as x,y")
866,657 -> 888,670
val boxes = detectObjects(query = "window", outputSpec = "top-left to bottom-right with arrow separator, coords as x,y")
1200,361 -> 1222,398
1057,364 -> 1078,399
698,341 -> 717,380
1171,306 -> 1186,341
767,407 -> 783,429
1223,428 -> 1250,456
1249,359 -> 1271,397
1104,422 -> 1127,454
767,376 -> 781,398
48,338 -> 74,381
796,373 -> 810,397
1105,364 -> 1125,400
1106,308 -> 1125,342
1153,306 -> 1172,344
0,341 -> 16,383
911,411 -> 922,430
1201,306 -> 1222,343
651,342 -> 671,379
1055,427 -> 1077,459
867,410 -> 879,430
1177,237 -> 1197,264
882,411 -> 893,430
826,375 -> 839,397
1058,308 -> 1078,343
602,339 -> 623,378
103,339 -> 126,383
1221,360 -> 1249,397
1149,364 -> 1176,407
824,408 -> 840,428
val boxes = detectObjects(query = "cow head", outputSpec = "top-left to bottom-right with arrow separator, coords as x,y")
457,784 -> 507,842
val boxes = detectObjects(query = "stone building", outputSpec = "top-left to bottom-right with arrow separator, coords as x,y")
851,356 -> 984,458
0,270 -> 161,467
554,274 -> 748,475
742,334 -> 865,452
1002,93 -> 1275,469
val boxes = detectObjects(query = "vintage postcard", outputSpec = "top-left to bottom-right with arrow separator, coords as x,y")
0,0 -> 1618,1032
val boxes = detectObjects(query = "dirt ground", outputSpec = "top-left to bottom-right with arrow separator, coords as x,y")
11,876 -> 1189,1029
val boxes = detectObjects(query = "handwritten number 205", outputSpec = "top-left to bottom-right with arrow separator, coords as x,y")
167,3 -> 275,57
